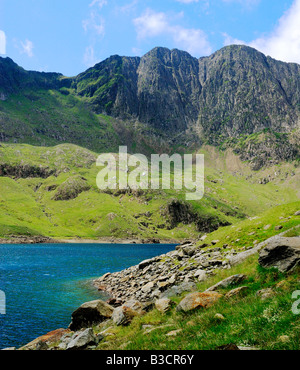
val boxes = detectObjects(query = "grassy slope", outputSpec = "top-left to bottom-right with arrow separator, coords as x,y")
0,142 -> 299,241
0,89 -> 121,152
198,201 -> 300,251
0,89 -> 173,157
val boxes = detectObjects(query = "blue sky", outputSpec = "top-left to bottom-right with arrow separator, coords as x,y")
0,0 -> 299,76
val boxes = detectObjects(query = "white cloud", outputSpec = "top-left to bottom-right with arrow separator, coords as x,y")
83,0 -> 107,37
0,30 -> 6,55
83,10 -> 105,36
173,26 -> 212,56
134,9 -> 169,39
176,0 -> 259,7
222,0 -> 260,8
83,1 -> 107,69
21,39 -> 34,57
133,8 -> 212,56
176,0 -> 199,3
84,45 -> 99,67
223,32 -> 245,47
223,0 -> 300,64
89,0 -> 107,9
116,0 -> 138,15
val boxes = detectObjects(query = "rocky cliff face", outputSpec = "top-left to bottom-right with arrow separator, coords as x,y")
197,46 -> 300,143
1,45 -> 300,166
73,45 -> 300,140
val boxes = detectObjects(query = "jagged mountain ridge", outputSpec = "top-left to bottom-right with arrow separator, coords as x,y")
0,45 -> 300,167
72,45 -> 300,137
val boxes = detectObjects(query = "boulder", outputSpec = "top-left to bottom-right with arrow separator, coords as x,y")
112,300 -> 145,326
294,211 -> 300,216
161,282 -> 197,298
96,272 -> 111,282
139,259 -> 154,270
1,347 -> 16,351
181,246 -> 197,256
69,300 -> 114,331
141,281 -> 155,294
194,269 -> 207,282
206,274 -> 247,292
225,286 -> 249,299
66,328 -> 101,350
176,291 -> 222,312
155,298 -> 174,314
19,328 -> 70,350
258,237 -> 300,272
256,288 -> 276,300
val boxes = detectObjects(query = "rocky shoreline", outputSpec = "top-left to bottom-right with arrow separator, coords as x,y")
0,236 -> 181,245
0,236 -> 61,244
93,228 -> 300,304
92,240 -> 257,304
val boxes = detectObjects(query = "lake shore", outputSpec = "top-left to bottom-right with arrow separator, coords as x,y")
0,235 -> 182,245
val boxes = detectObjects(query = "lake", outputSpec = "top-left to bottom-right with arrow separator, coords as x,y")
0,243 -> 176,349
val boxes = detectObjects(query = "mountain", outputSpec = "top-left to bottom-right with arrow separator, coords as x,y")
0,45 -> 300,168
73,45 -> 300,137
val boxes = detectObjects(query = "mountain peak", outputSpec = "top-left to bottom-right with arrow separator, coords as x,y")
1,45 -> 300,167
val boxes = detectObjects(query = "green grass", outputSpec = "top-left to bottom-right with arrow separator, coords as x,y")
0,142 -> 299,241
198,201 -> 300,250
0,89 -> 121,153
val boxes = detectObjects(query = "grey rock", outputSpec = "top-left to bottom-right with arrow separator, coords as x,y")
206,274 -> 247,292
256,288 -> 276,300
161,282 -> 197,298
194,269 -> 207,282
155,298 -> 174,313
35,341 -> 49,351
1,347 -> 16,351
66,328 -> 100,350
139,258 -> 156,270
112,300 -> 145,326
225,286 -> 249,299
141,281 -> 155,293
69,300 -> 114,331
258,237 -> 300,272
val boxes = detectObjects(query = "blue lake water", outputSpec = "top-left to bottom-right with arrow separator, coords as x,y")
0,243 -> 176,349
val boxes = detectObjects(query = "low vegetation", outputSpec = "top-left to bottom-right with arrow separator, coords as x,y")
0,143 -> 299,242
